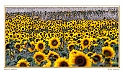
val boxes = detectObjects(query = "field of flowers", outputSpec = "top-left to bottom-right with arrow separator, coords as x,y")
5,7 -> 119,67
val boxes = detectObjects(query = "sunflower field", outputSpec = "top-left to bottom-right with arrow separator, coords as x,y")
5,7 -> 119,67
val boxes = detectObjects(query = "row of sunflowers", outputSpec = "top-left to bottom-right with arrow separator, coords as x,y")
5,14 -> 119,67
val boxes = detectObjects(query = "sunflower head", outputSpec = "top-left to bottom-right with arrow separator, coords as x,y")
91,53 -> 103,64
102,46 -> 115,58
16,59 -> 30,67
36,41 -> 45,52
54,57 -> 71,67
68,42 -> 75,51
81,38 -> 91,50
91,38 -> 97,44
69,51 -> 92,67
49,37 -> 61,49
104,40 -> 109,46
28,41 -> 36,52
14,42 -> 23,52
109,40 -> 118,47
47,51 -> 60,61
33,51 -> 46,65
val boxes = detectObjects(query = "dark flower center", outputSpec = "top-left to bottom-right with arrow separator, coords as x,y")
22,28 -> 24,30
36,39 -> 39,42
53,55 -> 59,61
6,44 -> 10,49
38,43 -> 43,49
69,45 -> 75,50
83,39 -> 89,46
10,35 -> 12,37
88,53 -> 93,57
52,40 -> 58,46
16,44 -> 20,49
70,33 -> 73,36
60,61 -> 69,67
77,40 -> 81,43
93,55 -> 101,62
104,50 -> 112,57
93,40 -> 96,44
20,63 -> 27,67
54,55 -> 58,59
104,42 -> 108,46
36,55 -> 44,62
91,32 -> 93,34
75,56 -> 86,67
110,42 -> 116,47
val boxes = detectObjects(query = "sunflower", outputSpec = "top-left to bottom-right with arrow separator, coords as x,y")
69,51 -> 92,67
8,33 -> 13,39
104,40 -> 109,46
91,53 -> 103,64
36,41 -> 45,52
109,40 -> 118,47
48,37 -> 61,49
47,51 -> 60,61
90,38 -> 97,44
42,60 -> 51,67
54,57 -> 71,67
67,42 -> 75,51
33,51 -> 46,65
102,46 -> 116,58
5,41 -> 10,49
81,38 -> 91,50
102,36 -> 110,41
76,39 -> 81,45
28,41 -> 36,52
16,59 -> 30,67
14,42 -> 23,52
21,26 -> 25,31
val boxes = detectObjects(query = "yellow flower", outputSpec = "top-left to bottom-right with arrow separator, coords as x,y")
91,53 -> 103,64
102,46 -> 116,58
16,59 -> 30,67
36,41 -> 45,52
33,51 -> 46,65
34,38 -> 40,44
67,42 -> 75,51
90,38 -> 97,44
14,42 -> 23,52
20,26 -> 25,31
28,41 -> 36,52
69,51 -> 92,67
8,33 -> 13,39
81,38 -> 91,50
48,37 -> 61,49
104,40 -> 109,46
54,57 -> 71,67
109,40 -> 118,47
47,51 -> 60,61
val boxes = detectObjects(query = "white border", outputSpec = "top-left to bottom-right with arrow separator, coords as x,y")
1,0 -> 123,74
